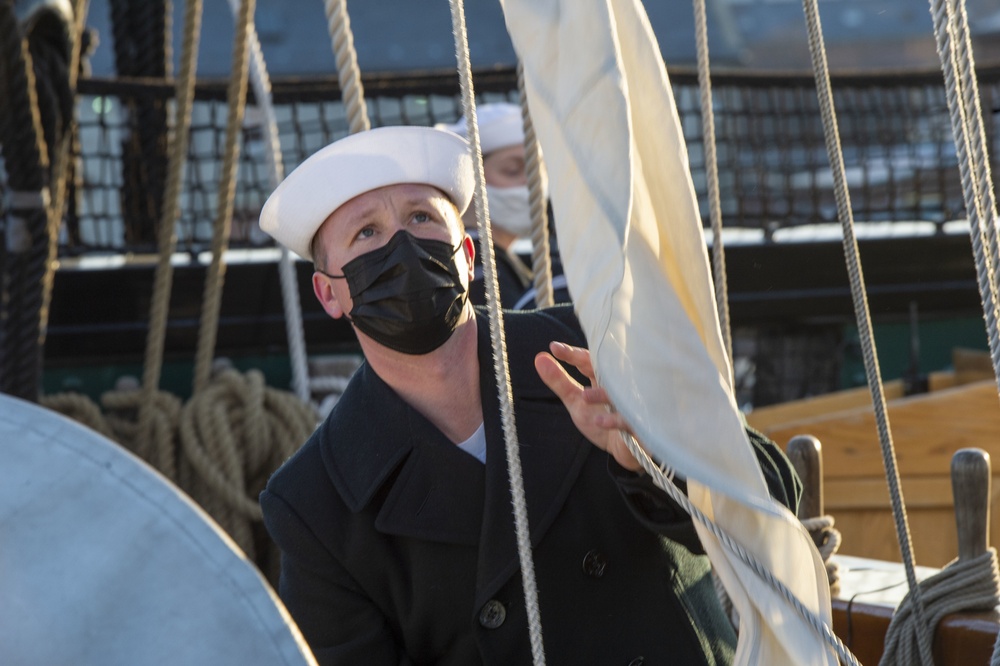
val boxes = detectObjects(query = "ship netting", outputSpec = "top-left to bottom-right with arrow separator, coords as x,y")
3,65 -> 999,258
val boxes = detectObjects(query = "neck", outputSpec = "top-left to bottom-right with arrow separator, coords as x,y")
361,307 -> 483,443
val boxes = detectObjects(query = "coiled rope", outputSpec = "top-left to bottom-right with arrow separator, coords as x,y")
882,551 -> 1000,665
800,0 -> 934,662
449,1 -> 546,663
40,0 -> 318,584
802,515 -> 842,592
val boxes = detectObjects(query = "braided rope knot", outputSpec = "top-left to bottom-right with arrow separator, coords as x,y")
882,548 -> 1000,666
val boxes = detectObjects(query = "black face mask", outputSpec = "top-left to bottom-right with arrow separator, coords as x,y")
323,230 -> 469,355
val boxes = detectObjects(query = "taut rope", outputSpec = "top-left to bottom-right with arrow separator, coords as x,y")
449,1 -> 546,664
800,0 -> 934,662
517,63 -> 554,309
692,0 -> 732,373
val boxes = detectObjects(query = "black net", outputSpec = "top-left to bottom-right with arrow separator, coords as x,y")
2,65 -> 999,257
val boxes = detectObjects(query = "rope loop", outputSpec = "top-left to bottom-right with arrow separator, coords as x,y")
882,549 -> 1000,666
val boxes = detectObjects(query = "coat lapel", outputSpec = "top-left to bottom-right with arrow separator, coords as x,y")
321,362 -> 486,546
474,311 -> 591,608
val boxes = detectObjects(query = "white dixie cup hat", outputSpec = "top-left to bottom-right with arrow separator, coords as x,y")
259,125 -> 475,261
435,102 -> 524,155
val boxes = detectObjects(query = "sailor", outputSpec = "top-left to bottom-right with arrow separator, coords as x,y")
438,102 -> 570,309
258,125 -> 800,665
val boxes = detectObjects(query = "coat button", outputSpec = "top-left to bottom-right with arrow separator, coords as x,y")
626,658 -> 645,666
582,549 -> 608,578
479,600 -> 506,629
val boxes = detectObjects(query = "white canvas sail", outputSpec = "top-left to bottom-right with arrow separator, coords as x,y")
0,394 -> 316,665
498,0 -> 836,662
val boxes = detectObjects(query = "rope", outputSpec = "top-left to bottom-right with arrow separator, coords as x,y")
692,0 -> 732,375
802,515 -> 842,593
0,2 -> 52,402
179,369 -> 314,575
449,1 -> 545,663
881,550 -> 1000,665
324,0 -> 369,135
39,0 -> 90,347
191,0 -> 254,394
619,431 -> 861,666
517,62 -> 554,309
926,0 -> 1000,401
136,0 -> 203,450
800,2 -> 934,663
223,0 -> 310,405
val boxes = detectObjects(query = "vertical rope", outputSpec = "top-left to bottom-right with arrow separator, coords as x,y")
801,1 -> 934,664
324,0 -> 369,134
138,0 -> 203,466
40,0 -> 91,346
448,2 -> 545,664
517,62 -> 553,309
926,0 -> 1000,399
192,0 -> 255,393
0,2 -> 50,402
692,0 -> 733,375
222,0 -> 309,404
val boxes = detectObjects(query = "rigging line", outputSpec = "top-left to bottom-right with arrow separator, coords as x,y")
192,0 -> 255,394
693,0 -> 733,379
41,0 -> 92,344
619,431 -> 861,666
800,0 -> 935,663
927,0 -> 1000,397
138,0 -> 203,456
448,2 -> 546,664
325,0 -> 369,135
928,0 -> 1000,400
517,62 -> 554,309
224,0 -> 310,405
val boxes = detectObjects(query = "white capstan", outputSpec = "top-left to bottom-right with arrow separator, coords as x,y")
259,125 -> 475,261
436,102 -> 524,155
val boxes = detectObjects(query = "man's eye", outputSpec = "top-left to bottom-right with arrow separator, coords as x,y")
357,227 -> 375,239
412,212 -> 431,223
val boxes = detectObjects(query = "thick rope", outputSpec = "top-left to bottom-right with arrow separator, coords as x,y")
223,0 -> 309,405
191,0 -> 254,394
800,2 -> 934,663
619,431 -> 861,666
926,0 -> 1000,402
692,0 -> 732,374
324,0 -> 369,135
449,2 -> 545,663
802,515 -> 842,592
881,550 -> 1000,665
137,0 -> 203,453
40,0 -> 90,347
0,2 -> 51,402
517,62 -> 554,309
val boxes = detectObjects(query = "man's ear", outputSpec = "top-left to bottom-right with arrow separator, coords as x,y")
462,234 -> 476,284
312,272 -> 345,319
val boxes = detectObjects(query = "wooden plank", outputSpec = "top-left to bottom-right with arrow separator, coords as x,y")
745,380 -> 906,430
748,380 -> 1000,478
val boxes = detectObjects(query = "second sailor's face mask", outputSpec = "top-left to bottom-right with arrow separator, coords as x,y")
323,229 -> 468,355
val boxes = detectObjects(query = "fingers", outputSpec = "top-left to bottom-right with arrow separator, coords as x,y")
548,341 -> 595,381
534,351 -> 583,405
